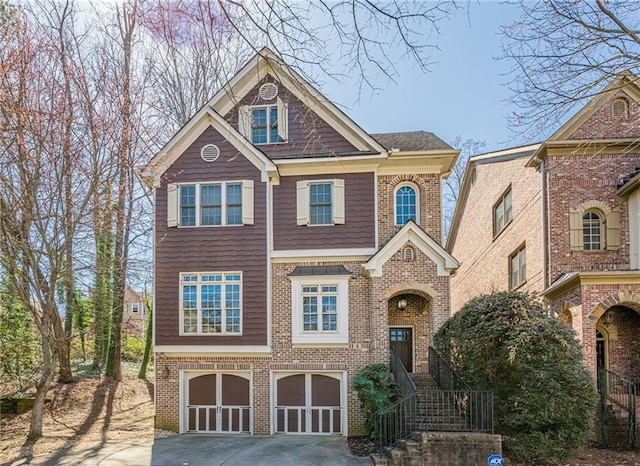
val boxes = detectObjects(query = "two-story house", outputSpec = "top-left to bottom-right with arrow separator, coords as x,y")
142,48 -> 459,436
447,71 -> 640,391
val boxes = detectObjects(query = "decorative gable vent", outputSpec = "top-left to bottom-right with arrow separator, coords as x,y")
613,98 -> 628,119
259,82 -> 278,101
403,246 -> 415,262
201,144 -> 220,162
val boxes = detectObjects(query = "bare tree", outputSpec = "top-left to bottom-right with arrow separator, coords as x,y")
502,1 -> 640,138
0,0 -> 96,436
138,0 -> 459,99
442,136 -> 486,241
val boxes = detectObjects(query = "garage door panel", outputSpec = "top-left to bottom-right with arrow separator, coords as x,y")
277,374 -> 306,406
221,375 -> 250,405
189,374 -> 216,405
311,375 -> 340,406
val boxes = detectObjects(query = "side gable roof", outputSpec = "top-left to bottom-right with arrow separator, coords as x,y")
141,107 -> 278,187
445,144 -> 541,252
363,221 -> 458,278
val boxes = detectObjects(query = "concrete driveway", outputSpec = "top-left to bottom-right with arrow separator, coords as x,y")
9,434 -> 372,466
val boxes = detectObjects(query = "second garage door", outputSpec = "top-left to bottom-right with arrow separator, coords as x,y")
274,373 -> 342,434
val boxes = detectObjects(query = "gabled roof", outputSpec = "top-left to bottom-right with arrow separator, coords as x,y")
363,221 -> 458,278
445,143 -> 541,251
617,166 -> 640,197
549,71 -> 640,141
142,47 -> 389,186
372,131 -> 453,152
141,107 -> 278,187
527,71 -> 640,168
209,47 -> 387,154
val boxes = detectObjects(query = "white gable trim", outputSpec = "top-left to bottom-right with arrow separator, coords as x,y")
210,47 -> 387,154
363,221 -> 459,278
142,107 -> 278,187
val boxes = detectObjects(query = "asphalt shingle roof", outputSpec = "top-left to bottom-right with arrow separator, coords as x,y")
371,131 -> 453,152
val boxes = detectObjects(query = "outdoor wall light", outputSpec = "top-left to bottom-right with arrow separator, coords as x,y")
397,298 -> 408,310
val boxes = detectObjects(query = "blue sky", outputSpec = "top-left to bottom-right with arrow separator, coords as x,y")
321,2 -> 525,153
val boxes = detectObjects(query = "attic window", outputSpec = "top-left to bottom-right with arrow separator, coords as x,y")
259,83 -> 278,101
470,166 -> 477,186
201,144 -> 220,162
613,98 -> 628,119
403,246 -> 415,262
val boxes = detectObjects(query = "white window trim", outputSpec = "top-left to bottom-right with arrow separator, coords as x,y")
239,97 -> 288,145
131,302 -> 140,313
179,272 -> 243,336
393,181 -> 420,226
296,179 -> 345,226
167,180 -> 253,228
289,275 -> 349,345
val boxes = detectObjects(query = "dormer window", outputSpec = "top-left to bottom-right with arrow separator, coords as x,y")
239,98 -> 288,144
394,183 -> 419,225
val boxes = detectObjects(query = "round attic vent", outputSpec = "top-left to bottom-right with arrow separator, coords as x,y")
201,144 -> 220,162
259,82 -> 278,101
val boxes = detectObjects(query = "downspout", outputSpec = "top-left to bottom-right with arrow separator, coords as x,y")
540,158 -> 550,291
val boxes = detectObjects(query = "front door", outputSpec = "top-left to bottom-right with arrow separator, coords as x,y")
186,373 -> 251,433
390,327 -> 413,372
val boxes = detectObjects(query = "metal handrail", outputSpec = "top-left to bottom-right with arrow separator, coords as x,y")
390,348 -> 417,396
429,346 -> 472,392
373,389 -> 494,456
598,367 -> 637,447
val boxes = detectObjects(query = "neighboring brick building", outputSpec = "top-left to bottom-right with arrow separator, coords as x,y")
447,71 -> 640,386
142,48 -> 459,435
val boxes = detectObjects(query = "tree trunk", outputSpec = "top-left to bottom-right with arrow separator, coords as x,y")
138,299 -> 153,379
28,314 -> 56,440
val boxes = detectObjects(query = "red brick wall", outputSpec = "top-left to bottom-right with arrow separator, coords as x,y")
568,90 -> 640,140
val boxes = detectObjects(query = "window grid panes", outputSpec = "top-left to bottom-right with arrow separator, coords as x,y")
309,183 -> 333,225
583,212 -> 602,250
180,186 -> 196,226
493,188 -> 513,235
179,182 -> 243,227
509,246 -> 526,289
395,185 -> 417,225
251,105 -> 284,144
301,285 -> 338,333
181,273 -> 241,335
226,184 -> 242,225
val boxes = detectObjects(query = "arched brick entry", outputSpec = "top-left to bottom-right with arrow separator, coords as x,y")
384,281 -> 436,373
589,291 -> 640,381
589,290 -> 640,321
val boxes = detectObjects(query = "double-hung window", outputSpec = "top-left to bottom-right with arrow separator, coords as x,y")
493,187 -> 512,236
181,273 -> 242,335
509,244 -> 526,289
296,179 -> 345,226
290,275 -> 349,345
302,285 -> 338,332
238,98 -> 288,144
167,180 -> 254,227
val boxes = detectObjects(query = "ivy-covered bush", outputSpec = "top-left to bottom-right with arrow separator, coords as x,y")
353,363 -> 395,436
434,291 -> 597,463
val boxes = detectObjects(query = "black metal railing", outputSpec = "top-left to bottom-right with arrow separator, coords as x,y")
428,346 -> 471,391
598,368 -> 637,446
374,347 -> 493,456
390,348 -> 417,396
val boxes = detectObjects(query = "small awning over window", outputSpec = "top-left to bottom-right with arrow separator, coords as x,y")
287,265 -> 352,277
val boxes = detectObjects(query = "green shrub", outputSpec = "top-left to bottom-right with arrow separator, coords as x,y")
434,291 -> 597,463
122,334 -> 145,362
353,363 -> 395,436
